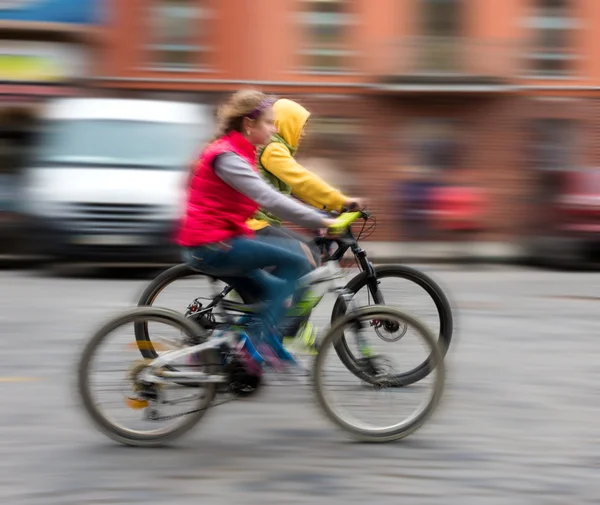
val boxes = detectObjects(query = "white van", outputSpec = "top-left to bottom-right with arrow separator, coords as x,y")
20,97 -> 212,263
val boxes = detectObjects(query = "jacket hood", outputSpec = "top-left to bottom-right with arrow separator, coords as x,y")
272,99 -> 310,151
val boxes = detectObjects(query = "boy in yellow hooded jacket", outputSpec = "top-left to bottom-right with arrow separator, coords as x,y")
246,98 -> 364,351
247,98 -> 362,233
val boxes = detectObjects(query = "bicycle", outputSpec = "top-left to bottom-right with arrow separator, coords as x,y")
134,210 -> 454,387
77,226 -> 446,446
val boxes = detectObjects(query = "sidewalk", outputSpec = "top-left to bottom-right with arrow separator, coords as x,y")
0,242 -> 526,269
363,241 -> 525,263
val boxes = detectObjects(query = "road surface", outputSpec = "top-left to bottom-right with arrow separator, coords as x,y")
0,265 -> 599,504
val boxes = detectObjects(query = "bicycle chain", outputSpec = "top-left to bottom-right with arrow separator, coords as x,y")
150,391 -> 240,421
143,351 -> 242,422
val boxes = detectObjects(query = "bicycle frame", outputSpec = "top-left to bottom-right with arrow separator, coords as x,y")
138,259 -> 367,386
315,210 -> 384,306
185,210 -> 384,322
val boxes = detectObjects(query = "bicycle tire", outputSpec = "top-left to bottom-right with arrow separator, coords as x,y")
331,264 -> 453,386
134,263 -> 453,387
314,305 -> 445,442
77,307 -> 217,447
134,264 -> 251,360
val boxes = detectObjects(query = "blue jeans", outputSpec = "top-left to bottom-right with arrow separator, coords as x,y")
182,236 -> 314,338
255,225 -> 321,267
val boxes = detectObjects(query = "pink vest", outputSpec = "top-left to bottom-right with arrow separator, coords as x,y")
176,131 -> 260,247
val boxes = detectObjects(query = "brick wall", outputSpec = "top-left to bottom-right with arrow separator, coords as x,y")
464,95 -> 525,242
281,93 -> 600,243
587,99 -> 600,168
120,88 -> 598,244
241,93 -> 533,243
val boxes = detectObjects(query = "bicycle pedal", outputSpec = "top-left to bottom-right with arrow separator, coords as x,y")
125,396 -> 149,410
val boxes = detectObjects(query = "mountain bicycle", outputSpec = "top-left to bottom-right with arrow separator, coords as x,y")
134,210 -> 454,386
77,220 -> 446,446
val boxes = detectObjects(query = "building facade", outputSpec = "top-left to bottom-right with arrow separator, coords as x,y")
80,1 -> 600,242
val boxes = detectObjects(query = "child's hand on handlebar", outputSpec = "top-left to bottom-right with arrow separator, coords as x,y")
322,217 -> 352,237
319,218 -> 340,237
321,218 -> 338,231
321,209 -> 365,237
344,197 -> 366,212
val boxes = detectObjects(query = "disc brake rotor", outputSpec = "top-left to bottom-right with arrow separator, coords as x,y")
371,318 -> 408,342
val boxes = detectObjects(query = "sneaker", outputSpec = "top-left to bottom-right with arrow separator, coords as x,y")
256,344 -> 287,372
236,332 -> 265,371
224,289 -> 243,302
204,330 -> 264,377
283,321 -> 318,355
235,345 -> 264,377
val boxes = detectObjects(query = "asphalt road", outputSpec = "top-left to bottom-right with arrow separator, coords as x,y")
1,265 -> 599,504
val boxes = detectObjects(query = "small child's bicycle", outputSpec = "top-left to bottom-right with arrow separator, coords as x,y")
76,214 -> 446,447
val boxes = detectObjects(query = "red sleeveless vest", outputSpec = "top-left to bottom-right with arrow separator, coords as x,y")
176,131 -> 260,247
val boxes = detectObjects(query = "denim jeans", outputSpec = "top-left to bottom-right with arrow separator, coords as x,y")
182,236 -> 314,338
254,226 -> 320,337
255,225 -> 321,267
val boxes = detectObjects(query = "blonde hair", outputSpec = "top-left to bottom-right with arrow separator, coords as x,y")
215,89 -> 276,137
187,89 -> 275,183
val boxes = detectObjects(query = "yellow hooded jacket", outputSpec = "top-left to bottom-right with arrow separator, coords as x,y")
246,99 -> 349,231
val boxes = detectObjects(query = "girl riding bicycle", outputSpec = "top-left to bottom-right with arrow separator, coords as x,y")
177,89 -> 339,373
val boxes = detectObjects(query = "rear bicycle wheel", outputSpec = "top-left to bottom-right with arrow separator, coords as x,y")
314,306 -> 445,443
134,264 -> 250,360
77,307 -> 219,447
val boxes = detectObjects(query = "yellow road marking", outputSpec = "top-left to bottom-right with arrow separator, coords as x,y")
0,377 -> 42,383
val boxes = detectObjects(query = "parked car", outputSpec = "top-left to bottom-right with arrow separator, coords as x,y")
527,168 -> 600,268
19,97 -> 213,264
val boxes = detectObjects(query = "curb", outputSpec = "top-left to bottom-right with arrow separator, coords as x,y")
0,243 -> 526,269
350,241 -> 526,264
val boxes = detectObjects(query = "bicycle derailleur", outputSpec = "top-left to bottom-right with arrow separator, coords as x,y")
125,359 -> 164,420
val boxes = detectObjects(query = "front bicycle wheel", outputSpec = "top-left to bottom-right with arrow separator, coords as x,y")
314,306 -> 445,443
331,264 -> 453,386
77,307 -> 218,447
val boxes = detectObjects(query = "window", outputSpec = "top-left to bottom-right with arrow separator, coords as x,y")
407,118 -> 463,172
422,0 -> 461,37
147,0 -> 211,70
525,0 -> 578,77
297,0 -> 356,73
304,116 -> 361,151
33,119 -> 201,170
308,116 -> 361,136
531,119 -> 575,171
529,118 -> 577,208
296,115 -> 361,194
420,0 -> 462,73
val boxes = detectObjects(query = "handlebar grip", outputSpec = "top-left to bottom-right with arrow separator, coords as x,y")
327,211 -> 362,235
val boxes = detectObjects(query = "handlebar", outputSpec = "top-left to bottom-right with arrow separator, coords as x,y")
314,209 -> 373,262
326,209 -> 370,236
